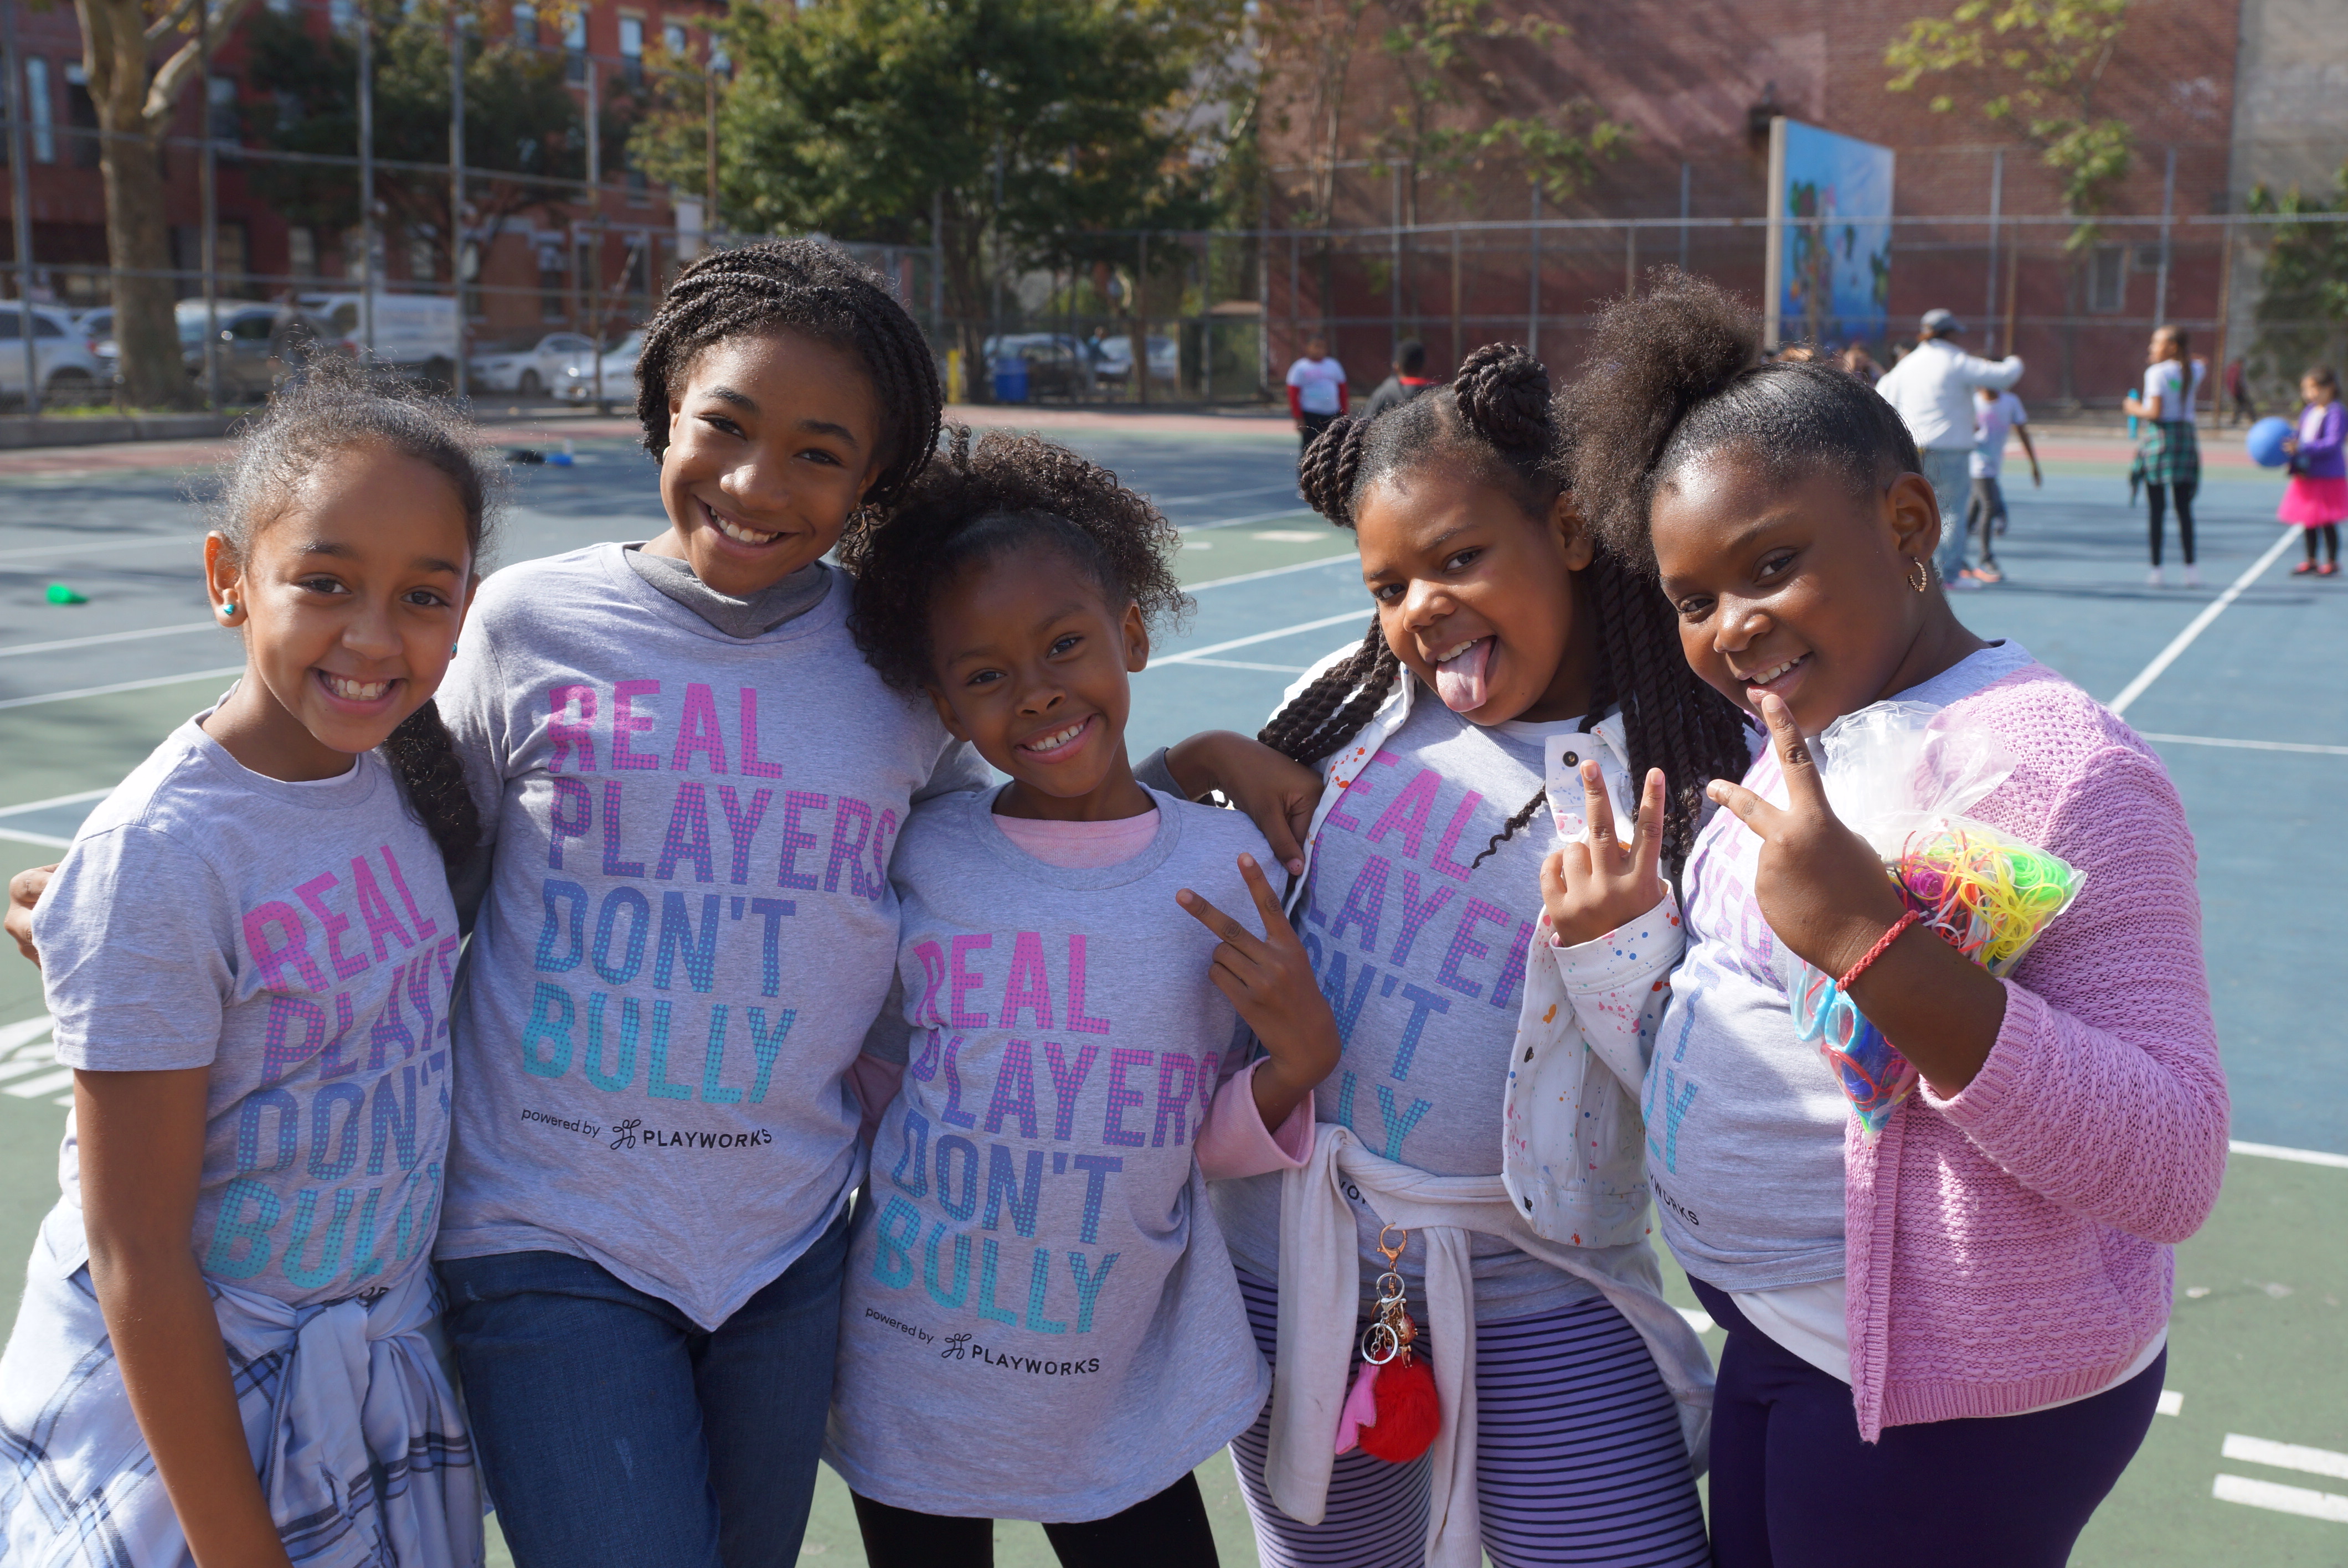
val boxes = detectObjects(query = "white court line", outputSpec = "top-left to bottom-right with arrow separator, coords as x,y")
2156,1390 -> 2183,1417
2,1068 -> 74,1100
2212,1473 -> 2348,1524
0,1017 -> 55,1053
1677,1307 -> 1714,1334
1186,554 -> 1357,594
0,664 -> 242,712
0,827 -> 70,848
1181,507 -> 1319,534
0,787 -> 114,819
2139,732 -> 2348,757
1152,481 -> 1300,507
0,620 -> 216,659
1151,610 -> 1368,668
2110,527 -> 2298,715
2224,1433 -> 2348,1482
1178,658 -> 1311,674
2231,1139 -> 2348,1170
0,531 -> 207,565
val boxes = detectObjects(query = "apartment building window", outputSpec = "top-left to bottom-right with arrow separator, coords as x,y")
266,0 -> 292,13
24,59 -> 53,164
208,75 -> 239,144
410,235 -> 436,283
2086,246 -> 2126,314
289,227 -> 318,279
619,16 -> 644,86
513,3 -> 539,48
564,10 -> 586,84
663,20 -> 688,58
330,0 -> 356,33
61,64 -> 97,168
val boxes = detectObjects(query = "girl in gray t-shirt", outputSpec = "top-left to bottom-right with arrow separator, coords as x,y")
2,370 -> 494,1566
827,431 -> 1343,1557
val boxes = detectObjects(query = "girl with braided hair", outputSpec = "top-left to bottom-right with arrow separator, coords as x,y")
417,238 -> 996,1565
1205,344 -> 1742,1568
1562,271 -> 2220,1566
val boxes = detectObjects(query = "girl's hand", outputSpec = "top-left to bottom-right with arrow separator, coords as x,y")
1166,731 -> 1323,875
6,864 -> 53,967
1703,694 -> 1909,979
1540,764 -> 1667,948
1177,854 -> 1340,1128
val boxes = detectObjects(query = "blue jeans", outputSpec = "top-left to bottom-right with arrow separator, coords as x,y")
1920,447 -> 1972,581
438,1205 -> 851,1568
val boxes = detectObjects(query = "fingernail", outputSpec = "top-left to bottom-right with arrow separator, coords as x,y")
1288,860 -> 1304,874
1239,853 -> 1256,868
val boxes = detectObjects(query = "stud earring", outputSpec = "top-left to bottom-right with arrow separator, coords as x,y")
218,601 -> 238,617
450,642 -> 460,655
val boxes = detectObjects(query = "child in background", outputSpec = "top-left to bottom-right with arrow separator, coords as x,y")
2122,325 -> 2207,587
827,429 -> 1342,1566
1190,345 -> 1744,1568
1286,335 -> 1350,455
1565,271 -> 2226,1567
2281,365 -> 2344,577
0,368 -> 492,1565
1963,383 -> 2040,584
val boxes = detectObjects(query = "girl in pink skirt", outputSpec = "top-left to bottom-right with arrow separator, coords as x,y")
2283,366 -> 2345,577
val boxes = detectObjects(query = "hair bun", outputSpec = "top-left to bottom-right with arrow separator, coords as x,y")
1453,343 -> 1552,453
1297,414 -> 1367,524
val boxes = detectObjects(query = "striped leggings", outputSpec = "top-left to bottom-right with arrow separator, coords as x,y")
1228,1271 -> 1709,1568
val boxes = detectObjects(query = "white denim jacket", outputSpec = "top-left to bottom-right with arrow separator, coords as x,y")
1268,648 -> 1674,1253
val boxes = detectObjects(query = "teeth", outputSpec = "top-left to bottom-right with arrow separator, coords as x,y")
325,674 -> 392,702
1021,721 -> 1087,754
1744,658 -> 1799,686
1432,637 -> 1484,664
706,502 -> 780,546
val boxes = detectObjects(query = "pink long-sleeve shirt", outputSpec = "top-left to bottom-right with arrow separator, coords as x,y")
1838,662 -> 2228,1438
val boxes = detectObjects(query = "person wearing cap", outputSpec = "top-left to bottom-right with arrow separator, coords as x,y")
1360,338 -> 1435,421
1873,308 -> 2023,590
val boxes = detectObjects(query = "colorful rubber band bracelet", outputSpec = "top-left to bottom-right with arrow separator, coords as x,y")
1838,909 -> 1922,992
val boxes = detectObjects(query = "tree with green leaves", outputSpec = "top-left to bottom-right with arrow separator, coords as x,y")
241,1 -> 585,295
2247,167 -> 2348,398
72,0 -> 263,406
1885,0 -> 2132,247
635,0 -> 1240,395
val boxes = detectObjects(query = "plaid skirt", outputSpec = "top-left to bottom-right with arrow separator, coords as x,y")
2131,420 -> 2201,492
0,1203 -> 482,1567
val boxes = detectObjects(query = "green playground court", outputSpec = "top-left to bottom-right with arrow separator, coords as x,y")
0,411 -> 2340,1565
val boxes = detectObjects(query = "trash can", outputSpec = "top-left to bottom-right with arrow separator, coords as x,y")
991,354 -> 1030,404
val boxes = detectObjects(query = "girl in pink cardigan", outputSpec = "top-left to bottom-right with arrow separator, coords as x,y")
1547,274 -> 2227,1567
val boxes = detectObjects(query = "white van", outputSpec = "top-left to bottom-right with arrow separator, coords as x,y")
294,292 -> 461,375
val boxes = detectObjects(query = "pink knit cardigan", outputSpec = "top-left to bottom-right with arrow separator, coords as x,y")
1844,661 -> 2228,1440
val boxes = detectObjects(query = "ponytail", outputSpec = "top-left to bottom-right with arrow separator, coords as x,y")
382,699 -> 481,870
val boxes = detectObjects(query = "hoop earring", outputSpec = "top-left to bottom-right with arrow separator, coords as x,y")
1907,558 -> 1930,594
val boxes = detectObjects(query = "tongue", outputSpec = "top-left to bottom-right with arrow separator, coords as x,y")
1433,639 -> 1492,713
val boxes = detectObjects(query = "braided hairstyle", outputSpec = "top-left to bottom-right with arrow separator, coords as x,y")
635,238 -> 943,512
1264,342 -> 1749,873
1564,268 -> 1923,579
837,426 -> 1191,691
208,357 -> 503,868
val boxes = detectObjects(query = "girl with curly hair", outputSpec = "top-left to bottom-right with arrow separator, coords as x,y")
1198,344 -> 1748,1568
830,429 -> 1342,1566
1561,270 -> 2223,1566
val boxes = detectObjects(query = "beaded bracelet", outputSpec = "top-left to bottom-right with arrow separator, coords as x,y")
1837,908 -> 1922,992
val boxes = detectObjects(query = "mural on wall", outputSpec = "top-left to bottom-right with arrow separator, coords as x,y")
1768,119 -> 1896,348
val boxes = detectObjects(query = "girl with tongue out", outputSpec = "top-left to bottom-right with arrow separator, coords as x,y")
1196,344 -> 1751,1568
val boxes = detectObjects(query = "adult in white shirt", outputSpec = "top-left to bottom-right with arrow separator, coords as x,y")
1873,308 -> 2022,590
1285,334 -> 1348,455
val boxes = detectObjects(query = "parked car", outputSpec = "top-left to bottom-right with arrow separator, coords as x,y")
1089,332 -> 1179,389
979,333 -> 1091,400
469,332 -> 599,396
0,304 -> 107,408
75,308 -> 113,343
559,331 -> 643,404
290,292 -> 462,382
174,302 -> 285,400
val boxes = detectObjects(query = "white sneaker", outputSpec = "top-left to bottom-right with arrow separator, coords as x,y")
2147,566 -> 2166,587
1947,574 -> 1985,591
2184,564 -> 2203,588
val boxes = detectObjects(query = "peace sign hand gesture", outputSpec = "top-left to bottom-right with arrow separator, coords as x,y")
1703,693 -> 1911,982
1540,763 -> 1668,948
1177,854 -> 1341,1130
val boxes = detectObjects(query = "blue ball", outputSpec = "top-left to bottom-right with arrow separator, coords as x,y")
2247,415 -> 2295,469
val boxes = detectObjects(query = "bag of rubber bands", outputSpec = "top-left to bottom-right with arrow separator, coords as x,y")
1790,702 -> 2088,1133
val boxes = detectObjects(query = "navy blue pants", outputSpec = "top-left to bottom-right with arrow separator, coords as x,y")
439,1205 -> 851,1568
1691,1277 -> 2162,1568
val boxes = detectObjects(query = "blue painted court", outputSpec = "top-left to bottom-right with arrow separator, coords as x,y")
0,416 -> 2340,1564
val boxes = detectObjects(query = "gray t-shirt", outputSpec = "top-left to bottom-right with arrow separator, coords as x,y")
622,548 -> 832,640
434,544 -> 989,1328
1652,641 -> 2036,1292
1215,692 -> 1598,1321
33,716 -> 458,1307
827,788 -> 1271,1521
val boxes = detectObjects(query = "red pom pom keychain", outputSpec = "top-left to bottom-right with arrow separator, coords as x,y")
1353,1224 -> 1440,1463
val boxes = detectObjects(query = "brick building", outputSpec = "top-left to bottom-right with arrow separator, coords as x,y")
1,0 -> 722,357
1259,0 -> 2322,406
